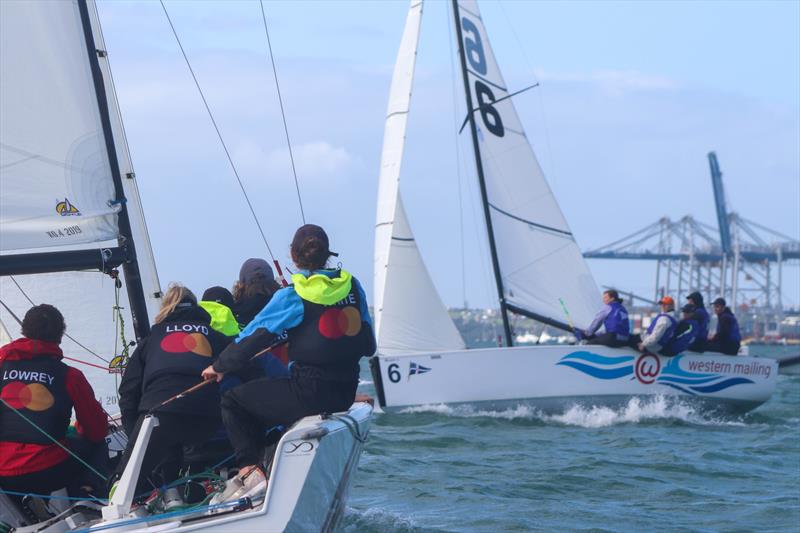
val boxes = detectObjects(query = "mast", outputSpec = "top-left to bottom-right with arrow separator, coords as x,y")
77,0 -> 150,341
451,0 -> 513,346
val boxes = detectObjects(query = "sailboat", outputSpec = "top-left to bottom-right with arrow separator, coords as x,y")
0,1 -> 370,531
369,0 -> 777,414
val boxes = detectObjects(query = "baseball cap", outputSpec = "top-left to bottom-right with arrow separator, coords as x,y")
291,224 -> 338,258
659,296 -> 675,306
239,258 -> 275,285
712,297 -> 727,306
202,286 -> 234,308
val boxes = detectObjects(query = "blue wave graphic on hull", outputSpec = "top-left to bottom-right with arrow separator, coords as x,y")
557,352 -> 755,396
557,360 -> 633,379
687,377 -> 754,393
560,351 -> 635,366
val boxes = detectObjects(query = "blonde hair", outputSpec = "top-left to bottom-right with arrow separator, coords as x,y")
154,283 -> 197,324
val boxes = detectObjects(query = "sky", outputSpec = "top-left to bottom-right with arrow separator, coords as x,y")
95,0 -> 800,311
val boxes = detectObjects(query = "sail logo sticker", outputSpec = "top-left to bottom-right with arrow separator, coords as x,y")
1,381 -> 55,411
55,198 -> 81,216
408,361 -> 431,379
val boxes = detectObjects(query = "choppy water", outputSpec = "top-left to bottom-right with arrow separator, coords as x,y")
344,346 -> 800,532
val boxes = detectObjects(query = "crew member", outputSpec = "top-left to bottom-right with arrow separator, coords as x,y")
578,289 -> 630,347
199,286 -> 240,337
115,284 -> 231,495
660,304 -> 699,356
637,296 -> 677,355
686,292 -> 709,352
706,298 -> 741,355
202,224 -> 376,502
232,259 -> 281,330
0,304 -> 107,496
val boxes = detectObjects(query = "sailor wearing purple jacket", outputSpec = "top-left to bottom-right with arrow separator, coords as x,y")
578,289 -> 630,348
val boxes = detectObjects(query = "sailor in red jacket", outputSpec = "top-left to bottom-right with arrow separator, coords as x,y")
0,304 -> 107,495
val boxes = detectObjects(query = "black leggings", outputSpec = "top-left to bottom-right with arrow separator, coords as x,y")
585,332 -> 630,348
221,371 -> 356,467
115,412 -> 220,494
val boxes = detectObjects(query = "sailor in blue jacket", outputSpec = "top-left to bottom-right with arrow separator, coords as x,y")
578,289 -> 630,347
201,225 -> 376,502
706,298 -> 742,355
686,292 -> 709,352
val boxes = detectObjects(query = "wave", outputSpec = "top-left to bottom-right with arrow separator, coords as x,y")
341,506 -> 428,533
398,396 -> 751,428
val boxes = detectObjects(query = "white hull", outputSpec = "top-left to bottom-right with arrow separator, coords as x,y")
3,403 -> 372,532
370,346 -> 777,414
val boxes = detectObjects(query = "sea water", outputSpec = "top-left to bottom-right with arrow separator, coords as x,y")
86,345 -> 798,531
343,345 -> 800,532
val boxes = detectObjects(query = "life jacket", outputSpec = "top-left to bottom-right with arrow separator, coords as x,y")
287,270 -> 375,381
199,301 -> 241,337
662,319 -> 698,356
0,356 -> 72,445
718,309 -> 741,343
693,306 -> 710,343
144,324 -> 216,389
604,301 -> 630,339
646,312 -> 677,347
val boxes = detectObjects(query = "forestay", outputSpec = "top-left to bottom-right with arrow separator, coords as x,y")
455,0 -> 600,329
0,0 -> 161,385
374,0 -> 465,354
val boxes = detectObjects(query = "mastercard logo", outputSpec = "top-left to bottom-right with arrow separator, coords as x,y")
319,307 -> 362,339
160,332 -> 212,357
1,382 -> 55,411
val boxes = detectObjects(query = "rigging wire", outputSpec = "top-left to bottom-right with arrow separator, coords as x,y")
5,276 -> 110,363
446,2 -> 500,322
446,0 -> 467,309
0,397 -> 107,481
258,0 -> 306,224
159,0 -> 276,262
497,0 -> 559,189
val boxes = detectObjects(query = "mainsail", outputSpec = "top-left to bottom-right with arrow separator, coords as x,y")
0,0 -> 161,387
453,0 -> 600,330
374,0 -> 465,355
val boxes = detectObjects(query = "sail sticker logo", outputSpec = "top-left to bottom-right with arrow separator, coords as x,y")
634,354 -> 661,384
1,381 -> 55,411
408,362 -> 431,379
55,198 -> 81,216
556,352 -> 757,395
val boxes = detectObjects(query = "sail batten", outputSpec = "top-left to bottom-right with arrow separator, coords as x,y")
454,0 -> 600,330
374,0 -> 466,355
0,0 -> 161,375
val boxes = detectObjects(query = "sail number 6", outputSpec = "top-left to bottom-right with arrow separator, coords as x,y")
387,363 -> 401,383
462,17 -> 505,138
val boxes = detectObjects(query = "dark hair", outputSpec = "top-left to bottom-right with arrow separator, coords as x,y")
21,304 -> 65,343
232,276 -> 280,304
603,289 -> 623,304
291,235 -> 329,270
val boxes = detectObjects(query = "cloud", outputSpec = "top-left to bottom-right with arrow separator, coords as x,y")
233,139 -> 356,182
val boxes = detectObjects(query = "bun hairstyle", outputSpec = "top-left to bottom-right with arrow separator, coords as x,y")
21,304 -> 66,344
604,289 -> 623,304
154,283 -> 196,324
290,224 -> 337,271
